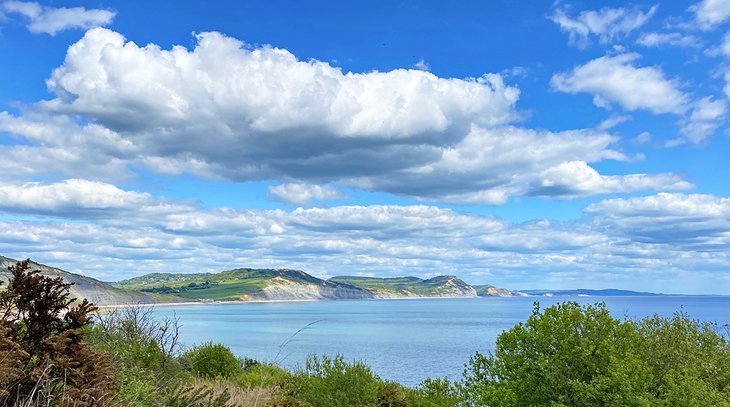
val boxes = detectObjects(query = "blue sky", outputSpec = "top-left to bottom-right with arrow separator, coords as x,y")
0,0 -> 729,293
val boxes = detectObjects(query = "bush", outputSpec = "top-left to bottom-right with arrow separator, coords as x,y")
0,259 -> 118,406
87,304 -> 186,405
234,362 -> 292,389
411,377 -> 460,407
635,313 -> 730,406
286,354 -> 383,407
376,382 -> 412,407
116,377 -> 157,406
184,342 -> 243,379
459,301 -> 730,407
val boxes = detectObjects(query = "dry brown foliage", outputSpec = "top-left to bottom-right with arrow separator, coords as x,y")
0,259 -> 119,406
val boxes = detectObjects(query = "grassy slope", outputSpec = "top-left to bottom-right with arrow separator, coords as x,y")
115,269 -> 478,301
328,275 -> 471,296
113,268 -> 350,301
0,256 -> 156,305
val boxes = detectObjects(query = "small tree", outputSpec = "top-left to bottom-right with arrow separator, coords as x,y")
459,301 -> 730,407
459,302 -> 649,407
0,259 -> 118,406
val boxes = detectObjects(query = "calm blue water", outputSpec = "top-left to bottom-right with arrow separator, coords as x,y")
152,296 -> 730,386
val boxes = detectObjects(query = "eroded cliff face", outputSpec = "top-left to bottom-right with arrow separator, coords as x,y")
0,257 -> 155,306
435,276 -> 478,297
243,275 -> 478,301
242,277 -> 375,300
485,287 -> 513,297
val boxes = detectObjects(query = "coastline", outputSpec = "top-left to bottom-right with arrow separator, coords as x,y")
95,294 -> 482,310
93,293 -> 709,310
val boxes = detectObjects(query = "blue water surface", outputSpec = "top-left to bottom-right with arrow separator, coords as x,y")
152,296 -> 730,386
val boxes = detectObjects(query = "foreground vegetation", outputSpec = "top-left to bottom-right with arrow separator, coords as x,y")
2,260 -> 729,406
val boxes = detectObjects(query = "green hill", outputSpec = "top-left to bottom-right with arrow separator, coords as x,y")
115,269 -> 483,301
0,256 -> 155,306
114,268 -> 373,301
328,275 -> 477,297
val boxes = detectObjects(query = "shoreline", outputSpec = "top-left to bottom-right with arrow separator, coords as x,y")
95,294 -> 484,310
93,293 -> 713,310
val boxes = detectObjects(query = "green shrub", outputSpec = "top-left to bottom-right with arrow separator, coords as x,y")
184,341 -> 243,379
635,313 -> 730,406
411,377 -> 460,407
234,362 -> 292,389
287,354 -> 383,407
116,377 -> 157,407
459,301 -> 730,407
87,305 -> 189,405
377,382 -> 412,407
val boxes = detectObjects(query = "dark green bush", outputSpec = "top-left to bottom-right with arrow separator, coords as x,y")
184,341 -> 243,379
377,382 -> 412,407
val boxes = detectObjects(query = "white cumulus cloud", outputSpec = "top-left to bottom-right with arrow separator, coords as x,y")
672,97 -> 728,146
530,161 -> 692,198
0,29 -> 691,204
345,126 -> 690,204
268,183 -> 346,206
0,179 -> 150,215
1,1 -> 115,35
551,53 -> 689,114
690,0 -> 730,30
44,28 -> 518,140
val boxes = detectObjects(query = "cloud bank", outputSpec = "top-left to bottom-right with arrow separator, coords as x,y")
0,179 -> 727,293
0,28 -> 689,204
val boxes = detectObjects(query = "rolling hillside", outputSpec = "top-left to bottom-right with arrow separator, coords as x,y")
114,269 -> 486,301
0,256 -> 155,306
328,275 -> 477,298
114,268 -> 374,301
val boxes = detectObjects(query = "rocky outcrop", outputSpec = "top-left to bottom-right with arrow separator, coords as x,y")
242,275 -> 479,301
430,275 -> 478,297
0,256 -> 155,306
243,277 -> 375,300
473,284 -> 528,297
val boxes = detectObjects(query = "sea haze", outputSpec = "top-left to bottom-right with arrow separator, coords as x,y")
153,296 -> 730,386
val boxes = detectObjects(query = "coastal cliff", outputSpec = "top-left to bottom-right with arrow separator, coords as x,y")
243,276 -> 375,300
2,255 -> 519,305
329,275 -> 478,298
0,256 -> 155,306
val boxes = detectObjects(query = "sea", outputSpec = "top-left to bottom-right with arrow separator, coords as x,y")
151,296 -> 730,387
